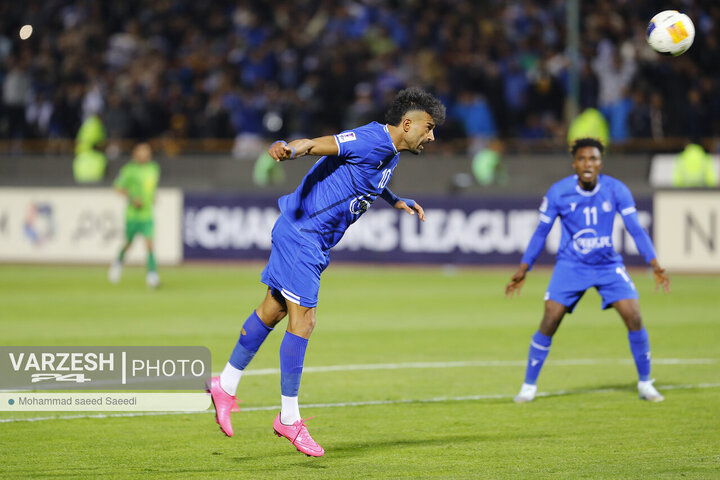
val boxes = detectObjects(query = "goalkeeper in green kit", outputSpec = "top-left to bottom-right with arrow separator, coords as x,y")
108,143 -> 161,288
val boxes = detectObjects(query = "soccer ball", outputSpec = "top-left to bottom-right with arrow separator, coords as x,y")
646,10 -> 695,56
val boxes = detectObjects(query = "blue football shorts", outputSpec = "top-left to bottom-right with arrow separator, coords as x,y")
545,260 -> 639,312
261,214 -> 330,308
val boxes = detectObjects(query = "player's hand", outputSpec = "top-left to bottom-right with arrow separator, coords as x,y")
505,266 -> 528,298
653,266 -> 671,294
131,198 -> 143,208
268,141 -> 295,162
395,200 -> 425,222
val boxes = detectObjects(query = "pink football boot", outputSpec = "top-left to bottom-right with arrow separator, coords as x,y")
273,413 -> 325,457
206,376 -> 240,436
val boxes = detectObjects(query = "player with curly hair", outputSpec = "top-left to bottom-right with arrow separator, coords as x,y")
207,88 -> 445,456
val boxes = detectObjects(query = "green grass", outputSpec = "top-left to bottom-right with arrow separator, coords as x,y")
1,264 -> 719,479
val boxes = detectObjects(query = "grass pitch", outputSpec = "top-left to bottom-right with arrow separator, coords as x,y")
1,264 -> 718,479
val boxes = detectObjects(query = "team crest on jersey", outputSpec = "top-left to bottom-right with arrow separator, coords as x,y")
349,195 -> 371,215
337,132 -> 357,143
602,201 -> 612,212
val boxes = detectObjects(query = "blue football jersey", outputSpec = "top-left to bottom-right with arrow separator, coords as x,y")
537,174 -> 642,265
278,122 -> 399,250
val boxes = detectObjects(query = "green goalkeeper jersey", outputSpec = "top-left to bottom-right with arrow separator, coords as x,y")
114,161 -> 160,221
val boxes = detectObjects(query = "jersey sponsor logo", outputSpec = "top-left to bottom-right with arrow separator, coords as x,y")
572,228 -> 612,254
337,132 -> 357,143
602,201 -> 612,212
349,195 -> 371,215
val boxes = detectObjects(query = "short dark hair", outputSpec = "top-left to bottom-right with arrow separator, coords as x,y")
570,137 -> 605,156
385,88 -> 446,126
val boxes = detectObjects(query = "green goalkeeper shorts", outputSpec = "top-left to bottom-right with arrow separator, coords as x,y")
125,219 -> 154,242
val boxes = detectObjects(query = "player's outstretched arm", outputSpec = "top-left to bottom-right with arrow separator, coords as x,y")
649,258 -> 671,294
268,136 -> 339,162
505,263 -> 530,298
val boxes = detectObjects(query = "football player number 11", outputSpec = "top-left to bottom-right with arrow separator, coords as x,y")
583,206 -> 598,225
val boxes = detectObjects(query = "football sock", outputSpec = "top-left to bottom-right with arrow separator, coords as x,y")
628,327 -> 651,381
523,331 -> 552,385
220,311 -> 273,395
279,331 -> 308,424
281,395 -> 301,425
219,362 -> 242,396
147,251 -> 156,272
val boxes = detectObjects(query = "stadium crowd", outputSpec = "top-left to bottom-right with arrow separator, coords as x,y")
1,0 -> 719,151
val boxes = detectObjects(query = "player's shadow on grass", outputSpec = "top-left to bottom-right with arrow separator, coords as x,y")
534,382 -> 637,401
317,433 -> 548,460
228,434 -> 529,463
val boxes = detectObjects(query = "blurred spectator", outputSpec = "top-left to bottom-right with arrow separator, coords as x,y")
525,68 -> 564,127
680,88 -> 711,139
2,56 -> 30,139
673,143 -> 718,188
627,90 -> 651,138
605,89 -> 633,142
72,113 -> 106,183
472,139 -> 507,187
518,113 -> 548,140
648,92 -> 669,140
592,48 -> 636,141
253,149 -> 285,188
567,108 -> 609,148
343,82 -> 380,130
0,0 -> 719,148
453,90 -> 497,153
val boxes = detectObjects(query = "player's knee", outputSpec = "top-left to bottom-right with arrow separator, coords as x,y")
301,312 -> 316,330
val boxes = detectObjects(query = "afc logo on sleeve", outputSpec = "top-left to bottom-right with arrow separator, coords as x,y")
539,196 -> 548,212
337,132 -> 357,143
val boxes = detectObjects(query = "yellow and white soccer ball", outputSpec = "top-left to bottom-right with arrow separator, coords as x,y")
646,10 -> 695,56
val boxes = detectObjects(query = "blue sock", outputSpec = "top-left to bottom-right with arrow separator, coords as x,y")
523,331 -> 552,385
228,312 -> 273,370
279,332 -> 308,397
628,327 -> 651,381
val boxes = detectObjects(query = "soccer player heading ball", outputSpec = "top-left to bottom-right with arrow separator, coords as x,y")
506,138 -> 671,404
207,88 -> 446,456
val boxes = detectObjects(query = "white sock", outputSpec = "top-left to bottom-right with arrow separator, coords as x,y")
280,395 -> 300,425
219,362 -> 243,396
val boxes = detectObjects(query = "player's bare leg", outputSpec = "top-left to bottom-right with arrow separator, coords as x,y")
613,299 -> 664,402
515,300 -> 568,403
538,300 -> 568,336
273,300 -> 324,456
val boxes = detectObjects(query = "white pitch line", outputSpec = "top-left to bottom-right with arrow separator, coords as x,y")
221,358 -> 718,377
2,382 -> 719,424
1,358 -> 714,394
3,358 -> 712,394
